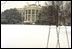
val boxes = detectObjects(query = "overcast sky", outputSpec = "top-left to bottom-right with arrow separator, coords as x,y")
1,1 -> 47,12
1,1 -> 69,13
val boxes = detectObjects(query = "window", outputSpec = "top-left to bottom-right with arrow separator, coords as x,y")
32,10 -> 35,14
26,10 -> 27,15
28,10 -> 31,14
32,15 -> 35,21
28,15 -> 30,21
26,14 -> 27,21
36,10 -> 38,15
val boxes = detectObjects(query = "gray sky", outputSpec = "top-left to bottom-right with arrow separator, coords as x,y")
1,1 -> 46,12
1,1 -> 68,13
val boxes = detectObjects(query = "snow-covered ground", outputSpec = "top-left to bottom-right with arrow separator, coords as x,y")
1,25 -> 71,48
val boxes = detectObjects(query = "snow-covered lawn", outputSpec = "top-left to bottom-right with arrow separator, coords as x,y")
1,25 -> 71,48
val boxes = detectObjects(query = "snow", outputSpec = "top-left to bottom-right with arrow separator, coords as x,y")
1,25 -> 71,48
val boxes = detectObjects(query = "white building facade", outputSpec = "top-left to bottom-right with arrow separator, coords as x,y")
17,4 -> 42,24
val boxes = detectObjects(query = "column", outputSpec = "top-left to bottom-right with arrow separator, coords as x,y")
31,9 -> 32,23
27,10 -> 28,21
25,10 -> 26,21
35,9 -> 37,22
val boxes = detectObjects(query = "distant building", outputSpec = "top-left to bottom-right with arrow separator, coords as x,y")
17,4 -> 42,24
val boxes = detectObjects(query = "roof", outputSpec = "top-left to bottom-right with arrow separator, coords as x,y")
29,4 -> 37,6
